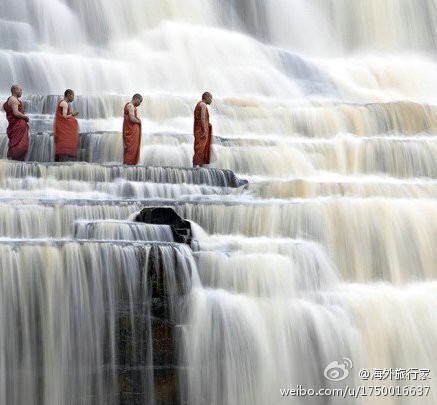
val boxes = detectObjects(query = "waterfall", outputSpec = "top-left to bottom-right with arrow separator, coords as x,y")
1,0 -> 436,404
0,241 -> 195,404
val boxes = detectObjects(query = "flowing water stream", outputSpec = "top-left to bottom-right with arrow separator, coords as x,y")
0,1 -> 436,404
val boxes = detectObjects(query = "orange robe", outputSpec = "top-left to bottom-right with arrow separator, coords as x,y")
193,101 -> 212,166
123,102 -> 141,165
3,97 -> 29,161
53,101 -> 79,158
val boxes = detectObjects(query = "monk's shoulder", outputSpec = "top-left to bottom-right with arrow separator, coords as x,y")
59,100 -> 68,107
8,96 -> 19,107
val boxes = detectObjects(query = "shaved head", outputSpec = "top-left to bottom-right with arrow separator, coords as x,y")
11,84 -> 21,94
202,91 -> 213,105
132,93 -> 143,107
64,88 -> 75,102
10,84 -> 23,98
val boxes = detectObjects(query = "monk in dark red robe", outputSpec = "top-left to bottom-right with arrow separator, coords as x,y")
2,84 -> 29,161
193,92 -> 213,167
123,94 -> 143,165
54,89 -> 79,161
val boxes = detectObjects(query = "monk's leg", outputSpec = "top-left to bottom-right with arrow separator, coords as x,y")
8,146 -> 28,161
8,154 -> 25,161
8,150 -> 27,161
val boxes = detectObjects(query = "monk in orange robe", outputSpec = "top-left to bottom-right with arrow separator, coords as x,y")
123,94 -> 143,165
193,92 -> 213,167
2,84 -> 30,161
54,89 -> 79,161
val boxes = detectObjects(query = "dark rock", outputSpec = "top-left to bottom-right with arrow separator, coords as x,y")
136,207 -> 192,245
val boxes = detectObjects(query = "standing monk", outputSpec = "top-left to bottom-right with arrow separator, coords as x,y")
123,94 -> 142,165
54,89 -> 79,162
193,92 -> 213,167
2,84 -> 30,161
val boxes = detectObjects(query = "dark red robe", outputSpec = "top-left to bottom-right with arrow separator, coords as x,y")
193,101 -> 212,166
54,100 -> 79,158
123,102 -> 141,165
3,97 -> 29,161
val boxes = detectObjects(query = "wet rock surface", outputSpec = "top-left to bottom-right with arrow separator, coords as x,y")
136,207 -> 192,244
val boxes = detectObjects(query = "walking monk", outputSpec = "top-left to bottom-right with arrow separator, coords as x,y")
54,89 -> 79,162
2,84 -> 29,160
193,92 -> 213,167
123,94 -> 142,165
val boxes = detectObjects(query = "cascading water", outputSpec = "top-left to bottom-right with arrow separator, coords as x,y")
1,0 -> 436,404
0,241 -> 195,404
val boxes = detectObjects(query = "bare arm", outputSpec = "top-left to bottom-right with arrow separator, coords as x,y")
128,103 -> 141,124
200,102 -> 207,138
60,100 -> 79,118
60,101 -> 69,118
9,97 -> 29,121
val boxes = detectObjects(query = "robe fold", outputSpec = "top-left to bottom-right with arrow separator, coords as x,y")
193,101 -> 212,166
3,97 -> 29,161
123,102 -> 141,165
53,100 -> 79,158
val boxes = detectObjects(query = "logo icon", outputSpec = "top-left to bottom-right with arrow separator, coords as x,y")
324,358 -> 353,381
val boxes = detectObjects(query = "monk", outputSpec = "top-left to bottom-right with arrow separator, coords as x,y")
123,94 -> 142,165
193,92 -> 213,167
53,89 -> 79,162
2,84 -> 30,161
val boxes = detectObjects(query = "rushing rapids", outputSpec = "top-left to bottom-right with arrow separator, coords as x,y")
1,0 -> 436,404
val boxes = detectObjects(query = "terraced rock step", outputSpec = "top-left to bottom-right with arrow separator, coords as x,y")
2,131 -> 436,178
0,196 -> 434,285
0,181 -> 235,200
0,160 -> 247,188
5,96 -> 437,137
250,176 -> 437,199
74,220 -> 175,242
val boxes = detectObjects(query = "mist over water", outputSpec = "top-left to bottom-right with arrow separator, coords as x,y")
0,0 -> 436,404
